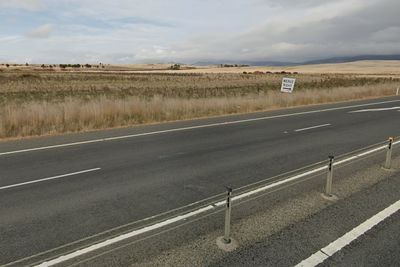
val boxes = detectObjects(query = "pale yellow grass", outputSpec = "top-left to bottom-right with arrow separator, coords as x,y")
137,60 -> 400,75
0,84 -> 396,139
2,60 -> 399,75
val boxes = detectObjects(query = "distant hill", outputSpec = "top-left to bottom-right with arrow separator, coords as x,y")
194,55 -> 400,67
302,55 -> 400,65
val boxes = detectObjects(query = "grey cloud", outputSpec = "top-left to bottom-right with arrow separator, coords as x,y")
2,0 -> 399,64
0,0 -> 44,11
169,0 -> 400,63
26,24 -> 52,39
263,0 -> 332,8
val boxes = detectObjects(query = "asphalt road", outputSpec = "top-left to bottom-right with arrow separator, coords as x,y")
211,161 -> 400,267
324,212 -> 400,267
0,96 -> 400,265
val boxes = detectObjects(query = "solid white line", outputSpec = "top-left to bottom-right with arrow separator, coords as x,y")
35,205 -> 214,267
295,199 -> 400,267
349,106 -> 400,113
0,168 -> 101,190
2,98 -> 400,156
294,123 -> 331,132
32,139 -> 400,266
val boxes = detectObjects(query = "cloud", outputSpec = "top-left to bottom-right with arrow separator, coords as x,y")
26,24 -> 52,39
160,0 -> 400,63
0,0 -> 44,11
1,0 -> 400,63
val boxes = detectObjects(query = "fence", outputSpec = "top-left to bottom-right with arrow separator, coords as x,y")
219,136 -> 399,246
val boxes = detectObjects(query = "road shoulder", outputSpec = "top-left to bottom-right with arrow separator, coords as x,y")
72,151 -> 400,266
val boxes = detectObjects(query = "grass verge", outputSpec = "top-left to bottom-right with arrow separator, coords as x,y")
0,83 -> 396,139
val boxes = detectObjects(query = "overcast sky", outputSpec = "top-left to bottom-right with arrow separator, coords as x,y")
1,0 -> 399,64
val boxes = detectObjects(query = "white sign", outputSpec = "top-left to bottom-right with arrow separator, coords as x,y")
281,77 -> 296,93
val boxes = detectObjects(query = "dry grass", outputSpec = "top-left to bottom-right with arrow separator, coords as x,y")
2,60 -> 400,75
120,60 -> 400,75
0,83 -> 397,139
0,71 -> 395,103
1,65 -> 398,139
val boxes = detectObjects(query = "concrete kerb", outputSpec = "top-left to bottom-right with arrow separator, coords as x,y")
216,237 -> 238,252
321,193 -> 339,201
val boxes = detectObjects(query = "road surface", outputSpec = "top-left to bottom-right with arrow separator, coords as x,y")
211,164 -> 400,267
0,96 -> 399,265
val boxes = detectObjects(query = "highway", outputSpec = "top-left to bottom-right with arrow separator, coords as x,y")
0,96 -> 399,265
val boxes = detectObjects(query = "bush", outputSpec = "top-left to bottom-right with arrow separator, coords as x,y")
170,64 -> 181,70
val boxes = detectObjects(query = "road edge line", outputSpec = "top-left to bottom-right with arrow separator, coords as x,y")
295,199 -> 400,267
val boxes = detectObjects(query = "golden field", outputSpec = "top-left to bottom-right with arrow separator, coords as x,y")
0,60 -> 399,139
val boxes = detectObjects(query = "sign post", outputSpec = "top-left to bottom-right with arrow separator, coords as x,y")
281,77 -> 296,93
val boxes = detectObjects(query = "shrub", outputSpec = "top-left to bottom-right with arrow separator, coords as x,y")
170,64 -> 181,70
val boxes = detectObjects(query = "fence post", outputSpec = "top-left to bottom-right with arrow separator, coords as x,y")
223,187 -> 233,244
384,137 -> 393,170
325,155 -> 335,197
217,186 -> 237,251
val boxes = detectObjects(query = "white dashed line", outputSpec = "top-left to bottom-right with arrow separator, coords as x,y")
0,168 -> 101,190
294,123 -> 331,132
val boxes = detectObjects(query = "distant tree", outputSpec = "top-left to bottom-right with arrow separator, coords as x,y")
25,62 -> 29,66
6,64 -> 10,68
41,64 -> 46,68
170,64 -> 181,70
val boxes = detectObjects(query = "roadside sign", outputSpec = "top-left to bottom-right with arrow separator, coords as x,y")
281,77 -> 296,93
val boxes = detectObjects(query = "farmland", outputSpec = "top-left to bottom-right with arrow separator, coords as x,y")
0,61 -> 399,139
